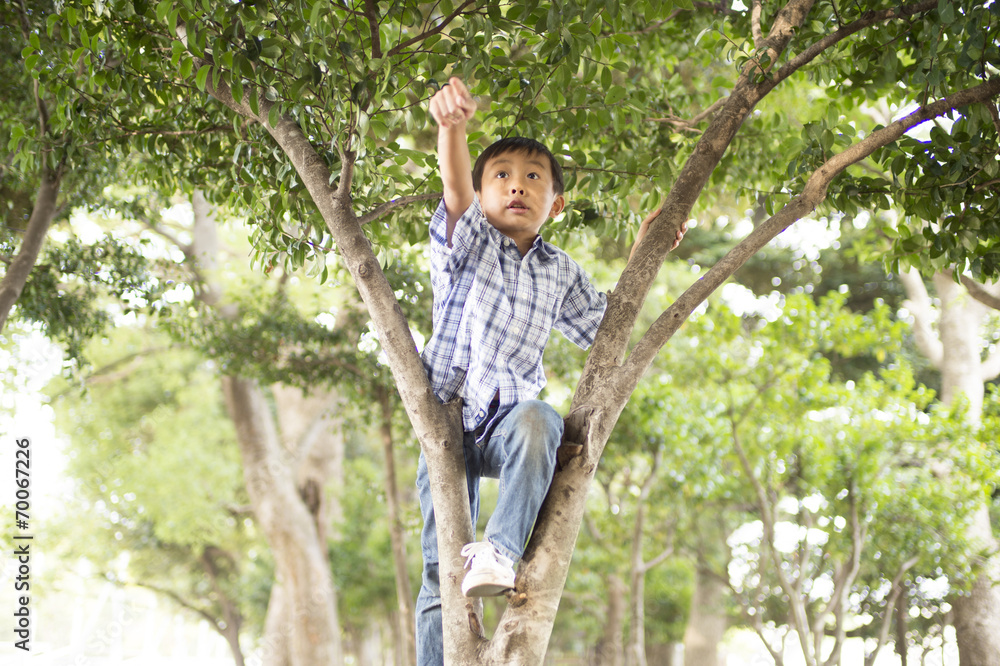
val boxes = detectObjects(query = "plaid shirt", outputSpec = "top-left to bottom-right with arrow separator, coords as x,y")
421,197 -> 608,433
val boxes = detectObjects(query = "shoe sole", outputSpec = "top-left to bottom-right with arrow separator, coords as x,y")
462,575 -> 514,597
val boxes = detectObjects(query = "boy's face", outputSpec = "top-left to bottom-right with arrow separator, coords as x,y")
475,150 -> 565,246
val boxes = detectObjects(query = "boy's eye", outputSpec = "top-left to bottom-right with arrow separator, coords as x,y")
496,171 -> 508,178
528,172 -> 539,179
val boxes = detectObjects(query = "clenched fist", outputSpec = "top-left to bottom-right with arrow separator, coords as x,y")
429,77 -> 477,128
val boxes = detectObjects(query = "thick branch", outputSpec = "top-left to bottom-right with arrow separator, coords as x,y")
620,77 -> 1000,387
0,167 -> 62,333
579,0 -> 817,385
751,0 -> 764,46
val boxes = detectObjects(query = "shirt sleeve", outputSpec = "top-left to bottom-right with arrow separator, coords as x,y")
554,262 -> 608,349
428,197 -> 486,282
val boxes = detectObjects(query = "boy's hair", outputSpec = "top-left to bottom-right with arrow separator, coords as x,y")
472,137 -> 564,196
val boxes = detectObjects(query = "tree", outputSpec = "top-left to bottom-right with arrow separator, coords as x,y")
670,293 -> 994,666
11,0 -> 1000,661
898,269 -> 1000,663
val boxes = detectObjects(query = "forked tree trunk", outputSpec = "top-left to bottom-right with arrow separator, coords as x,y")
191,191 -> 344,665
222,376 -> 343,665
900,270 -> 1000,665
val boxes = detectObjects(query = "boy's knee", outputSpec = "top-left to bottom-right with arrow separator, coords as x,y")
506,401 -> 563,471
513,400 -> 563,441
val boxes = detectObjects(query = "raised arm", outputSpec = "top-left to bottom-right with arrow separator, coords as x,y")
429,77 -> 477,241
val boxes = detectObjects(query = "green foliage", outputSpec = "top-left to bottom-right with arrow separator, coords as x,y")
14,233 -> 165,362
667,291 -> 996,645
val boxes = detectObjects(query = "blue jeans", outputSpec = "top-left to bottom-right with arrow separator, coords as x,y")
415,400 -> 564,666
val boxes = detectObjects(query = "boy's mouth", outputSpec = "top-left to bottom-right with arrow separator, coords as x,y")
507,199 -> 528,210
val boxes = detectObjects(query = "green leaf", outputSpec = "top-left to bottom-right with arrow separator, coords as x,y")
156,0 -> 172,24
195,64 -> 211,91
605,85 -> 626,105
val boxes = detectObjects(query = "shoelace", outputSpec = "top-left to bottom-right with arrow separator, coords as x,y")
460,542 -> 505,569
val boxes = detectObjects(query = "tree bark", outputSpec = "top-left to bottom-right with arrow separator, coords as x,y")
258,579 -> 292,666
595,574 -> 626,666
682,567 -> 727,666
0,164 -> 61,332
222,376 -> 343,666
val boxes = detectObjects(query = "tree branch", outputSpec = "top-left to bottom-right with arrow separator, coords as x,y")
646,97 -> 726,133
578,0 -> 817,386
864,556 -> 919,666
357,192 -> 441,225
960,275 -> 1000,311
770,1 -> 937,89
384,0 -> 479,58
363,0 -> 382,59
751,0 -> 765,46
899,268 -> 945,369
133,580 -> 223,631
618,77 -> 1000,387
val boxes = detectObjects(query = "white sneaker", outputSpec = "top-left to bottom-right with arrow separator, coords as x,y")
461,542 -> 515,597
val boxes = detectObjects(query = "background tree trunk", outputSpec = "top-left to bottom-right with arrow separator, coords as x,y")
222,376 -> 343,666
682,567 -> 728,666
191,190 -> 344,665
594,573 -> 626,666
899,270 -> 1000,666
377,385 -> 416,666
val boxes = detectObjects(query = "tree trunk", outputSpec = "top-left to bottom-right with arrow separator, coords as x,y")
594,574 -> 626,666
627,563 -> 648,666
682,567 -> 728,666
900,270 -> 1000,665
200,547 -> 246,666
222,376 -> 343,666
0,164 -> 61,332
377,386 -> 417,666
258,579 -> 292,666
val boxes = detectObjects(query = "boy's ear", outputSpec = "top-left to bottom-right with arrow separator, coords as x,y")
548,195 -> 566,219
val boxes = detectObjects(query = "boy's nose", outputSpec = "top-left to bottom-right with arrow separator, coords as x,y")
510,186 -> 524,194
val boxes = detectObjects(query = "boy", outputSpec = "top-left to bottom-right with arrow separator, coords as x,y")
416,77 -> 683,664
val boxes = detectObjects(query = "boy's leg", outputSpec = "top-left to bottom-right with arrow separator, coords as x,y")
479,400 -> 563,564
415,436 -> 483,666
